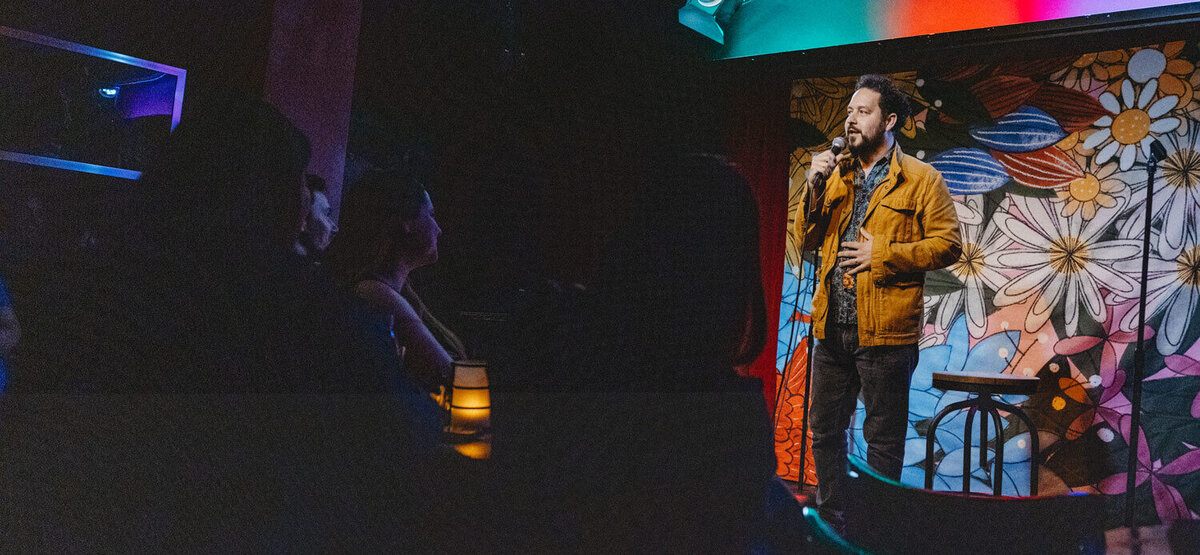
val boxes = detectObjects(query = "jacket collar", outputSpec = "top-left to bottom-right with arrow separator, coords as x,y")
855,140 -> 902,183
878,142 -> 907,196
825,141 -> 906,207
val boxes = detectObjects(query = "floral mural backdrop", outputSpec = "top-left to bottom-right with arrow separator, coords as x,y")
775,41 -> 1200,526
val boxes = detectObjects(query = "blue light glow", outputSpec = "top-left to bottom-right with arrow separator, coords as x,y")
0,26 -> 185,180
679,4 -> 726,44
0,151 -> 141,180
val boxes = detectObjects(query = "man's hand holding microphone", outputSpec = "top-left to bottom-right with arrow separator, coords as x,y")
804,136 -> 847,208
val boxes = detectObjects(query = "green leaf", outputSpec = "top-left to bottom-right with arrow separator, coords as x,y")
1005,178 -> 1058,199
925,269 -> 964,297
787,116 -> 832,150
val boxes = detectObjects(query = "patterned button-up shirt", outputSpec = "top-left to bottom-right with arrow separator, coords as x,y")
830,146 -> 894,326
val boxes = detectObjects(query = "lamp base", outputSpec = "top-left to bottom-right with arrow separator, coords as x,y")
442,429 -> 493,460
444,425 -> 491,441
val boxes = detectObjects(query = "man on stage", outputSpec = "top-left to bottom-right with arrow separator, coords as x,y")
794,74 -> 962,528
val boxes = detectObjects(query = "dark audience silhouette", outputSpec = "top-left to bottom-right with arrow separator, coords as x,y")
490,153 -> 777,553
0,93 -> 442,551
325,166 -> 459,392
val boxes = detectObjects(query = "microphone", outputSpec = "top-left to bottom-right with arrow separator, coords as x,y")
811,136 -> 846,186
1149,139 -> 1168,163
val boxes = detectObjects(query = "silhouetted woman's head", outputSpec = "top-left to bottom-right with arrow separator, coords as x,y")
325,165 -> 442,284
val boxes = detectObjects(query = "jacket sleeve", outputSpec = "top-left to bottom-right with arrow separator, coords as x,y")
793,176 -> 835,252
871,171 -> 962,281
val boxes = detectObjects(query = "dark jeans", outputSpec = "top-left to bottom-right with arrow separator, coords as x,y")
809,323 -> 918,527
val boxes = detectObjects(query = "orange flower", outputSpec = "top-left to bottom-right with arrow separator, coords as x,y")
1155,42 -> 1196,99
900,108 -> 928,139
1053,49 -> 1127,90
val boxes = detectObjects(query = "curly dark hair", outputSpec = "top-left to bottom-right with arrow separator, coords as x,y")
855,74 -> 911,129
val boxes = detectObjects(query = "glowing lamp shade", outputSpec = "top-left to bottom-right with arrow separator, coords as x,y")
448,360 -> 490,434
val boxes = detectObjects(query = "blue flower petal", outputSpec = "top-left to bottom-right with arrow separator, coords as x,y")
930,474 -> 956,492
910,389 -> 943,420
932,391 -> 971,451
776,265 -> 817,369
1002,432 -> 1032,463
775,331 -> 801,370
937,448 -> 999,493
969,105 -> 1067,153
946,316 -> 970,372
962,330 -> 1020,374
934,418 -> 967,453
933,389 -> 971,415
1001,462 -> 1031,496
937,447 -> 967,477
904,437 -> 928,466
929,148 -> 1010,194
968,468 -> 995,494
849,403 -> 869,457
998,392 -> 1031,406
900,465 -> 928,488
913,345 -> 951,390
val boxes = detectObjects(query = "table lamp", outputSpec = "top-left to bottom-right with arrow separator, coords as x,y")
447,360 -> 490,435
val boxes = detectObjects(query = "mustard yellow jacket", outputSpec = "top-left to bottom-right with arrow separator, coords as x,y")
794,145 -> 962,346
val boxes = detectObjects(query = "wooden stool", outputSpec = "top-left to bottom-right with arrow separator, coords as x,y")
924,371 -> 1040,495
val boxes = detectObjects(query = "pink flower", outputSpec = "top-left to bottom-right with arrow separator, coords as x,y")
1099,442 -> 1200,523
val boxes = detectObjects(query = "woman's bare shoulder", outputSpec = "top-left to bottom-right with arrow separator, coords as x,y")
353,280 -> 409,314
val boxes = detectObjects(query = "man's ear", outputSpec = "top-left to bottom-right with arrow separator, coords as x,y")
884,112 -> 898,134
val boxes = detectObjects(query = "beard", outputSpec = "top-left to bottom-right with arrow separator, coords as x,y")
847,124 -> 886,159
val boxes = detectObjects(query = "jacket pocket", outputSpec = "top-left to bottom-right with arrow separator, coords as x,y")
879,198 -> 917,243
876,280 -> 923,335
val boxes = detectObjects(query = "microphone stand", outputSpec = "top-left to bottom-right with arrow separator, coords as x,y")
797,249 -> 819,488
1125,141 -> 1165,531
775,216 -> 819,488
775,193 -> 821,490
782,140 -> 843,490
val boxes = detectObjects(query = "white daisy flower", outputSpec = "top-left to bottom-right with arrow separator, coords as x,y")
925,195 -> 1011,338
1052,150 -> 1131,221
1110,229 -> 1200,355
991,195 -> 1140,336
1119,127 -> 1200,260
1083,78 -> 1181,171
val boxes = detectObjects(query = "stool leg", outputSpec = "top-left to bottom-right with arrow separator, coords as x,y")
996,400 -> 1039,496
962,405 -> 977,494
925,422 -> 936,490
989,407 -> 1004,496
979,402 -> 988,471
924,399 -> 977,489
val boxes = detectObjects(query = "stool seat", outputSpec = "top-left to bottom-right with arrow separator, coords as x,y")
932,371 -> 1039,396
